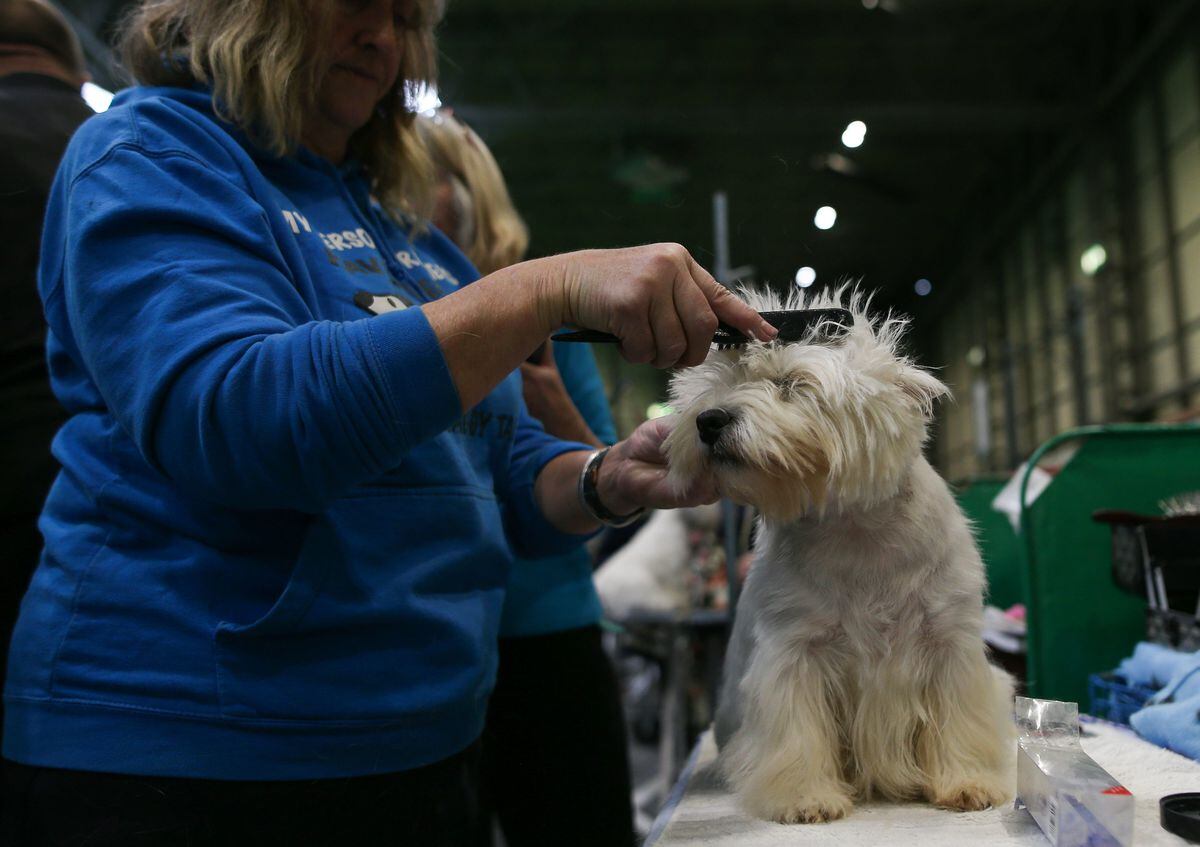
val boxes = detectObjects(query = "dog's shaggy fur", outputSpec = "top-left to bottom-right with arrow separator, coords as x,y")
664,287 -> 1014,824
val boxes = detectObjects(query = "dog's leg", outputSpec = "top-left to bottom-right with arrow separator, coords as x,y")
850,660 -> 928,801
722,645 -> 854,823
918,648 -> 1015,812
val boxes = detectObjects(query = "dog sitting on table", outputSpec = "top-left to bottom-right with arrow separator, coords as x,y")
663,287 -> 1014,824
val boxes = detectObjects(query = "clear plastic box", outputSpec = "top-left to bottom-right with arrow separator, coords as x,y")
1014,697 -> 1134,847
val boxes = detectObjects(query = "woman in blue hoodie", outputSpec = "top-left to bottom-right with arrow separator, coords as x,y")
0,0 -> 776,844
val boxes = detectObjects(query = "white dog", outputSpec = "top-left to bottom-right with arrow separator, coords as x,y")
593,504 -> 720,619
664,287 -> 1013,824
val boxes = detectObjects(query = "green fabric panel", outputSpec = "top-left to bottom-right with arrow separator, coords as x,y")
1021,427 -> 1200,707
955,478 -> 1023,610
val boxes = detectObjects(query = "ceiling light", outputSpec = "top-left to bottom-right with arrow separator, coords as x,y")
915,278 -> 932,296
841,120 -> 867,149
862,0 -> 879,8
1080,244 -> 1108,276
814,206 -> 837,230
794,267 -> 816,288
81,82 -> 114,113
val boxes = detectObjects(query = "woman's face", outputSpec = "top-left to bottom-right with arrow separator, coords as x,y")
305,0 -> 411,160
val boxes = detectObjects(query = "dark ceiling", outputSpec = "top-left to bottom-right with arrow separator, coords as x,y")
63,0 -> 1182,326
433,0 -> 1178,319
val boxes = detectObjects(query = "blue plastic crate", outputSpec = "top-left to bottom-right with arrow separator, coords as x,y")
1087,671 -> 1158,724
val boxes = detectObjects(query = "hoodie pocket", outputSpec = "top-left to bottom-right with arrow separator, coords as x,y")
214,550 -> 328,640
213,485 -> 508,722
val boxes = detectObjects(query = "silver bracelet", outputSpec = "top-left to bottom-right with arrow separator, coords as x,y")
578,447 -> 646,528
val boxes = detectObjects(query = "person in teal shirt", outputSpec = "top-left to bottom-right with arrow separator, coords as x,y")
419,111 -> 634,846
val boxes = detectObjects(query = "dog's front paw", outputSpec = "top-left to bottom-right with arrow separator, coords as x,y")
754,791 -> 853,824
932,780 -> 1009,812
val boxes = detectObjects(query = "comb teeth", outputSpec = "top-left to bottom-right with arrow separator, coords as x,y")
711,308 -> 854,348
771,308 -> 854,344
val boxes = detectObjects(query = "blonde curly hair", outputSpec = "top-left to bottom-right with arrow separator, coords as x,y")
416,112 -> 529,275
119,0 -> 441,221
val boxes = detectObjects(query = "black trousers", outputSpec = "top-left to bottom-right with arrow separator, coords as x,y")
0,516 -> 43,731
1,741 -> 481,847
0,515 -> 44,826
480,624 -> 635,847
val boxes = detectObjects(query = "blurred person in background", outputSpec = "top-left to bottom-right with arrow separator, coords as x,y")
0,0 -> 774,843
419,111 -> 636,847
0,0 -> 92,747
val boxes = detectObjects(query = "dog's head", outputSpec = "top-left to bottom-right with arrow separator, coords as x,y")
664,286 -> 947,521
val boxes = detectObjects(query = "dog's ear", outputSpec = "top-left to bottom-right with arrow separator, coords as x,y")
896,364 -> 949,413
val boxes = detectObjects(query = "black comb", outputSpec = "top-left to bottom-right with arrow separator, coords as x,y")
552,308 -> 853,348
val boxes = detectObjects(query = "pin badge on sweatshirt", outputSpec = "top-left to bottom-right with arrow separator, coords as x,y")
354,291 -> 410,315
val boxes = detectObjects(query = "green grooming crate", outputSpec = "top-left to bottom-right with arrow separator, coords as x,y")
953,475 -> 1024,611
1017,424 -> 1200,707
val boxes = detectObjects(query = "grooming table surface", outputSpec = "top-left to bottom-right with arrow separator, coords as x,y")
647,718 -> 1200,846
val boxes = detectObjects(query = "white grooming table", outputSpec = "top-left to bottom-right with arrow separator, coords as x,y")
646,717 -> 1200,846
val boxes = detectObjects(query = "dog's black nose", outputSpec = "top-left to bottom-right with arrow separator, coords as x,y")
696,408 -> 733,445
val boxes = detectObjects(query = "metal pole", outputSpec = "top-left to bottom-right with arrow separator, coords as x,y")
1030,223 -> 1057,439
1003,340 -> 1021,470
1067,285 -> 1090,426
1150,82 -> 1192,407
1112,123 -> 1152,418
712,191 -> 730,285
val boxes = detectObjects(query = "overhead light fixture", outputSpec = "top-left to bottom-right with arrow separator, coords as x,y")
794,267 -> 816,289
814,206 -> 837,231
841,120 -> 867,149
1080,243 -> 1108,276
862,0 -> 879,7
914,278 -> 932,296
81,82 -> 114,113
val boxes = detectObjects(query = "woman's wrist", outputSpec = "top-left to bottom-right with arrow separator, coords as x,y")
580,446 -> 645,527
593,441 -> 640,517
527,254 -> 570,335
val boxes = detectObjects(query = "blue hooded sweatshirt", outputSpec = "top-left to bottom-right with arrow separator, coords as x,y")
3,85 -> 591,780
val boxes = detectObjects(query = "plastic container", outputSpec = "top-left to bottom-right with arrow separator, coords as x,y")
1015,697 -> 1134,847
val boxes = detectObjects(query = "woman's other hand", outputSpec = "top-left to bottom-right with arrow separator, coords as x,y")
533,415 -> 716,534
596,415 -> 717,514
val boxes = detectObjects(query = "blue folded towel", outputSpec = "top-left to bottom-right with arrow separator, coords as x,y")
1150,652 -> 1200,705
1116,642 -> 1195,688
1130,693 -> 1200,761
